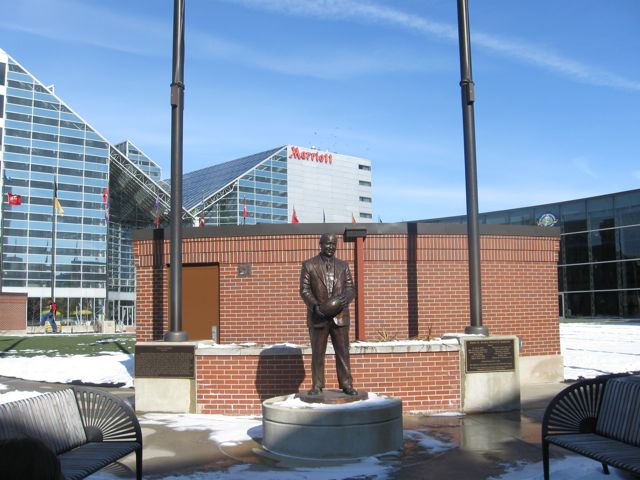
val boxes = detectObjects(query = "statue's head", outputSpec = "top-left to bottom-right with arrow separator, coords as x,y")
319,233 -> 337,258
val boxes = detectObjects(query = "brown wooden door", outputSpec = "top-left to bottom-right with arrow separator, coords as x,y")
169,264 -> 220,341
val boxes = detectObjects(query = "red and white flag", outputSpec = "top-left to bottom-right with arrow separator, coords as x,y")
242,197 -> 247,223
291,208 -> 300,224
7,193 -> 21,206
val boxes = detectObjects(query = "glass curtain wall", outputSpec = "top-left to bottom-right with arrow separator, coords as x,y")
428,190 -> 640,319
114,140 -> 162,181
2,59 -> 108,327
237,151 -> 288,224
200,150 -> 288,226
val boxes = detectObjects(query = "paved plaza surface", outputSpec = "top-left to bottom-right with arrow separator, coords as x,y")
2,377 -> 613,480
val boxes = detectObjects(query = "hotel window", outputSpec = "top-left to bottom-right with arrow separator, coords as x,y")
358,164 -> 371,171
359,180 -> 371,187
0,62 -> 6,85
360,213 -> 372,219
359,196 -> 372,203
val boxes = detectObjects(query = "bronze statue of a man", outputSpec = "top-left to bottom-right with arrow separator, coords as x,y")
300,233 -> 357,395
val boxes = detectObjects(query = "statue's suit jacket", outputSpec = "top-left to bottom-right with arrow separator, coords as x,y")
300,255 -> 354,328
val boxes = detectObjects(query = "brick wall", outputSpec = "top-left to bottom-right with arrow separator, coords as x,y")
195,349 -> 460,415
0,293 -> 27,331
134,228 -> 560,357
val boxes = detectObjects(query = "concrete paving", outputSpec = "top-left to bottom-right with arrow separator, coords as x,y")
0,377 -> 576,479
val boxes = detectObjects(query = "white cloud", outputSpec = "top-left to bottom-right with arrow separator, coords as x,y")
0,0 -> 170,56
188,26 -> 447,80
225,0 -> 640,91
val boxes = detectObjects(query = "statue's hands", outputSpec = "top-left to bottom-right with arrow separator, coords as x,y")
338,294 -> 349,309
313,304 -> 324,317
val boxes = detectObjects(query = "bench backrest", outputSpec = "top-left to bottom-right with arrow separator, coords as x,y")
0,389 -> 88,454
596,375 -> 640,447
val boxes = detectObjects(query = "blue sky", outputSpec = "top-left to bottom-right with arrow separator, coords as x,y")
2,0 -> 639,221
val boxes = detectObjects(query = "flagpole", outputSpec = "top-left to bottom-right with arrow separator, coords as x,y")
166,0 -> 187,341
0,191 -> 5,293
51,179 -> 57,303
457,0 -> 488,335
104,188 -> 110,325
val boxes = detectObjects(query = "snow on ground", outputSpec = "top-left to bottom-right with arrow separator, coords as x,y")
488,456 -> 629,480
273,392 -> 395,409
1,322 -> 640,479
89,456 -> 397,480
0,351 -> 133,388
1,322 -> 638,391
142,413 -> 262,447
561,322 -> 640,380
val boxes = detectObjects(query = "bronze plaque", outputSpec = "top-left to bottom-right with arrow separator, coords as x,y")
465,339 -> 515,373
135,345 -> 195,378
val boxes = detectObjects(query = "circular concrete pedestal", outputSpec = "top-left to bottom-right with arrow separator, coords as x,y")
262,394 -> 403,460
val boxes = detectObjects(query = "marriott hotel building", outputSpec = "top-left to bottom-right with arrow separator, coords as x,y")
184,145 -> 372,226
0,49 -> 372,328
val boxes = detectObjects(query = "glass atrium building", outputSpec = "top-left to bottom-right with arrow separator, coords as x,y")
0,50 -> 373,328
0,50 -> 175,328
115,140 -> 162,182
425,189 -> 640,319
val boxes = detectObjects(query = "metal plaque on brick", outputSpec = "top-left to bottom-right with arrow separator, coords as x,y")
135,345 -> 195,378
465,338 -> 515,373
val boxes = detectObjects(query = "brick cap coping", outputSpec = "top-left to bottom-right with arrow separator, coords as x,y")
136,340 -> 460,355
203,339 -> 459,355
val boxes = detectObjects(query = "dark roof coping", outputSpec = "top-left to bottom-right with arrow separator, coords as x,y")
133,222 -> 560,241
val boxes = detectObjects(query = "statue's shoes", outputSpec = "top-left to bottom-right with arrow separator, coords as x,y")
342,387 -> 358,396
308,388 -> 322,395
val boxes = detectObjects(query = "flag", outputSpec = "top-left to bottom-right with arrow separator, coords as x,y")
351,213 -> 357,224
2,170 -> 11,183
199,195 -> 206,227
323,209 -> 326,223
291,208 -> 299,224
242,197 -> 247,224
378,215 -> 382,223
7,193 -> 21,206
103,188 -> 109,223
53,180 -> 64,216
153,193 -> 161,228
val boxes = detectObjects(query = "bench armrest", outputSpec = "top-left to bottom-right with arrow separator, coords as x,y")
542,373 -> 630,438
71,386 -> 142,445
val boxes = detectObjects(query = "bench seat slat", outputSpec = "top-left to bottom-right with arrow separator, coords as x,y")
596,376 -> 640,446
546,433 -> 640,473
0,387 -> 142,480
59,442 -> 141,480
0,390 -> 87,454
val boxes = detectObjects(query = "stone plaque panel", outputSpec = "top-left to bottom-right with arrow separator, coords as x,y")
465,338 -> 515,373
136,345 -> 195,378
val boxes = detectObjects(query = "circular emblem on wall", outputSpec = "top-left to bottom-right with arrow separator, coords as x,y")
537,213 -> 558,227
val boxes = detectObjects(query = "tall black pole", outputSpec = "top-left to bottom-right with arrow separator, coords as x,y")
51,179 -> 57,304
456,0 -> 488,335
0,190 -> 5,293
165,0 -> 188,341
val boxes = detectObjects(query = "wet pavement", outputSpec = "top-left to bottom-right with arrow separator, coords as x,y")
0,377 -> 574,479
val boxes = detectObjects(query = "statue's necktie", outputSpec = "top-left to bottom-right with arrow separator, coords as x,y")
325,260 -> 334,295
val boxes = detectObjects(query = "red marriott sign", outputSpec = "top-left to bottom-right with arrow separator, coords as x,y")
289,146 -> 332,164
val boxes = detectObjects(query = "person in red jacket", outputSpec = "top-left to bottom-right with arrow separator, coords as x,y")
39,299 -> 59,333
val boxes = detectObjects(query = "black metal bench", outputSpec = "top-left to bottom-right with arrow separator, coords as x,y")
0,386 -> 142,480
542,373 -> 640,479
